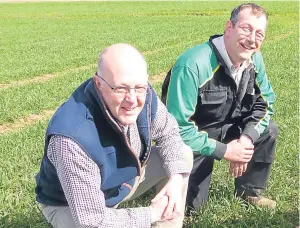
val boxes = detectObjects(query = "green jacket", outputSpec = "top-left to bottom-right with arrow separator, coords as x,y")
162,37 -> 275,159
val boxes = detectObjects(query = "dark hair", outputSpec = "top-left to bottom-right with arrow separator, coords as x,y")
230,3 -> 268,26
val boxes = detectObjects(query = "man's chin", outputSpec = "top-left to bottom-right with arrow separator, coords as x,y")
238,53 -> 253,62
118,116 -> 138,126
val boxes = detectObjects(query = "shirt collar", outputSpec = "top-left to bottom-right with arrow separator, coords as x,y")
212,35 -> 252,75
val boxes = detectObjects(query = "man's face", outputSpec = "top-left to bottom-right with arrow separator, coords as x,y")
95,65 -> 148,126
224,8 -> 267,65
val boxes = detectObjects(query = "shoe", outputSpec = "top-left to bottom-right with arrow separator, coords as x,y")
245,196 -> 276,209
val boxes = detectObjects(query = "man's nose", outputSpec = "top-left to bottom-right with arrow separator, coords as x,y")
124,88 -> 137,102
249,30 -> 256,43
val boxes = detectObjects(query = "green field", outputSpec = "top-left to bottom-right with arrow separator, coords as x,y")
0,1 -> 299,227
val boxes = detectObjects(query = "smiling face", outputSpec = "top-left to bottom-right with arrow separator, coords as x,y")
94,44 -> 149,125
224,7 -> 267,67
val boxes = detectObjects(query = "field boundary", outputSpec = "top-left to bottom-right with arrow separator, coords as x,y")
0,36 -> 205,88
0,31 -> 293,90
0,72 -> 166,135
0,110 -> 55,135
0,64 -> 97,90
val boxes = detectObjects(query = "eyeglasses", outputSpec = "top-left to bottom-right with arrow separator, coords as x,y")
236,25 -> 265,42
97,75 -> 149,97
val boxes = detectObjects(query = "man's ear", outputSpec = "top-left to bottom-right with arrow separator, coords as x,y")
224,20 -> 233,36
93,74 -> 101,88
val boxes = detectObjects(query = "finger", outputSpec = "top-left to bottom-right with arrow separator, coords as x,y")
231,163 -> 236,177
234,164 -> 239,178
170,203 -> 180,220
229,163 -> 235,176
152,187 -> 167,202
243,154 -> 253,160
237,164 -> 243,177
234,163 -> 239,177
240,152 -> 253,160
243,144 -> 254,149
231,163 -> 238,177
163,197 -> 175,219
231,167 -> 236,177
242,163 -> 248,172
243,149 -> 254,155
229,163 -> 233,175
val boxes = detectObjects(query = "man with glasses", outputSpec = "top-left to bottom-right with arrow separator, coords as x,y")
162,3 -> 278,213
36,43 -> 193,227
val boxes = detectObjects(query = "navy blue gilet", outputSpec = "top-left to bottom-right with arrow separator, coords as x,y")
35,78 -> 158,207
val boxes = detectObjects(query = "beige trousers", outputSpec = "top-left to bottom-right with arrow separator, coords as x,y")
41,145 -> 193,228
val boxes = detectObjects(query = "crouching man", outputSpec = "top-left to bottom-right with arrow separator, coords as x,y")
36,43 -> 193,228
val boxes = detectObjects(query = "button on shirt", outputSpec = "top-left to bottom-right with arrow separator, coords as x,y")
47,99 -> 190,227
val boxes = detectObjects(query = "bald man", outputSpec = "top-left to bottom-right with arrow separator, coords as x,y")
35,43 -> 193,228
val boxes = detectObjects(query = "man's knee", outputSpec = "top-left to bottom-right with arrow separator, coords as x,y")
253,120 -> 278,163
182,144 -> 194,172
267,120 -> 278,140
259,120 -> 278,144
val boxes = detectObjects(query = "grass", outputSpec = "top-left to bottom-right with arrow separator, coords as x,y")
0,1 -> 299,227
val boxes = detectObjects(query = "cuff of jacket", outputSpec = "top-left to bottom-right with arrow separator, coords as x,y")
164,161 -> 191,178
242,126 -> 260,143
211,141 -> 227,160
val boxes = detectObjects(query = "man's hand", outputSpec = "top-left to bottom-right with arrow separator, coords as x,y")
229,162 -> 248,177
149,195 -> 168,223
228,135 -> 253,177
224,139 -> 254,162
151,174 -> 183,221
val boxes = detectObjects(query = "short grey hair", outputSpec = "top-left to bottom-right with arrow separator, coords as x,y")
230,3 -> 268,26
97,57 -> 103,77
97,48 -> 107,77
